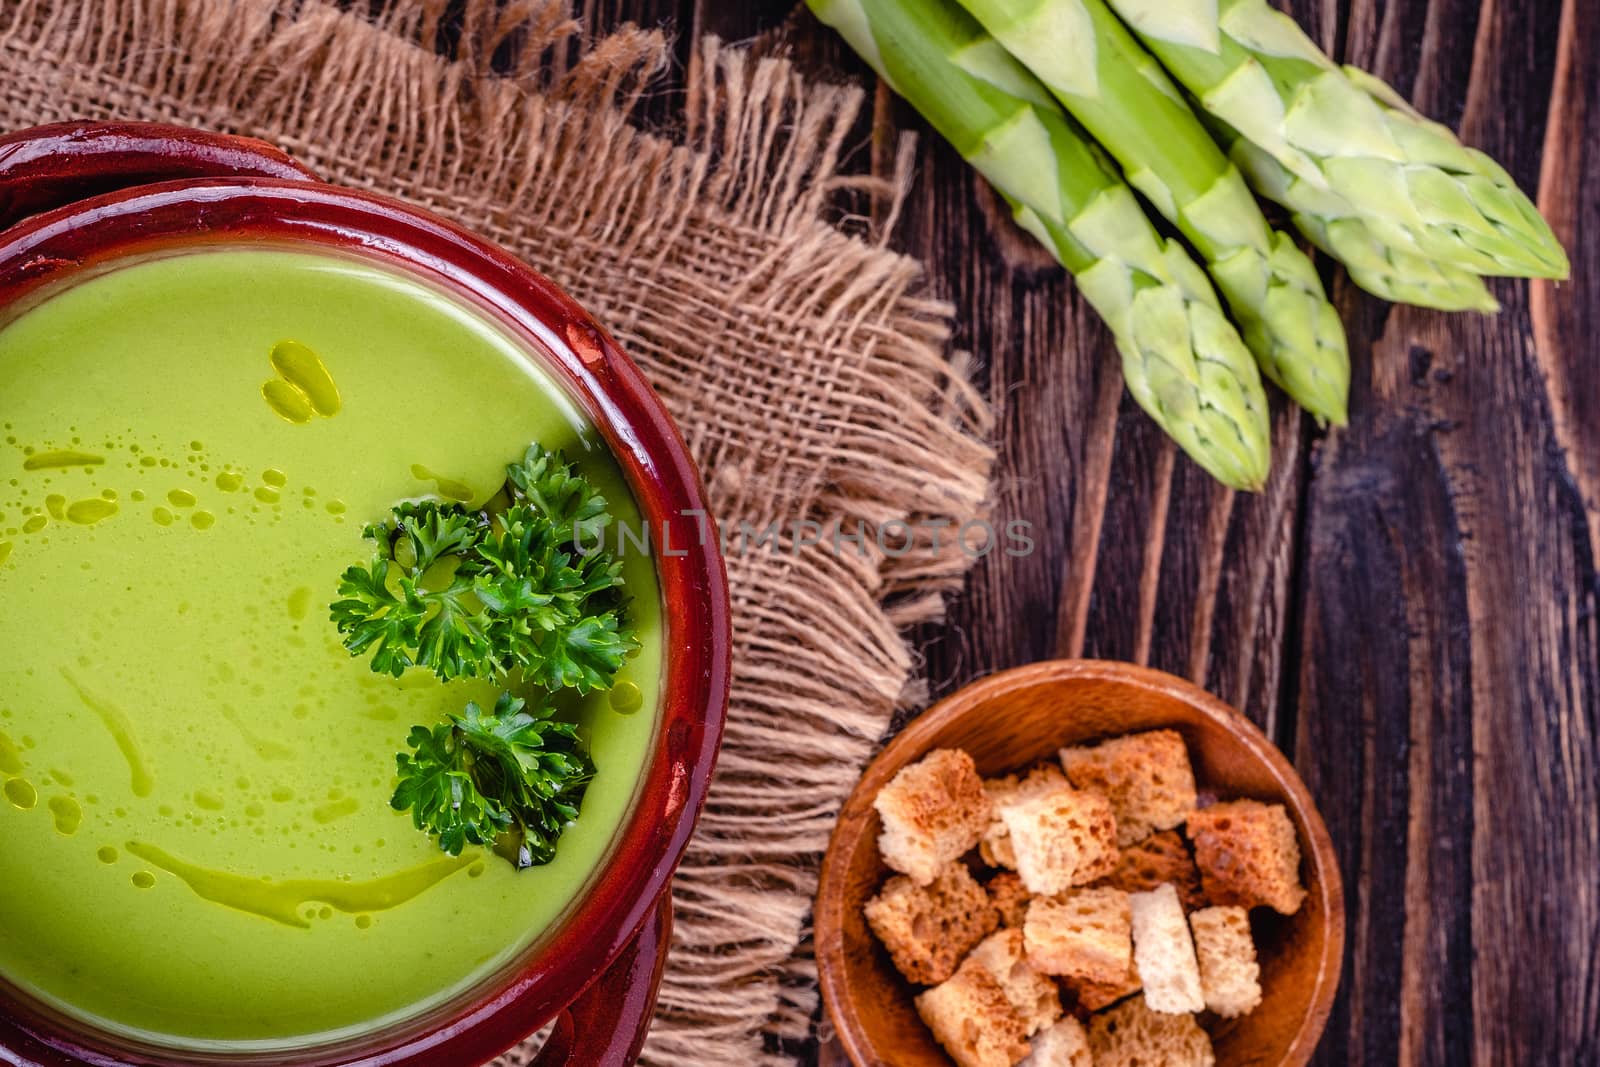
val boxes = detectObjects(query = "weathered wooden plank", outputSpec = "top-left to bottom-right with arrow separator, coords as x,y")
1294,1 -> 1598,1065
1532,0 -> 1599,576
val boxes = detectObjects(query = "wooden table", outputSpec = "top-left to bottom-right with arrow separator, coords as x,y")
590,1 -> 1597,1063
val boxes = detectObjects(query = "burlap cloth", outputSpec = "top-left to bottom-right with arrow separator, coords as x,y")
0,1 -> 994,1062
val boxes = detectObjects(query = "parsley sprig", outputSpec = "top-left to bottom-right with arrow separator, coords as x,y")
331,446 -> 638,689
330,444 -> 637,869
392,691 -> 594,868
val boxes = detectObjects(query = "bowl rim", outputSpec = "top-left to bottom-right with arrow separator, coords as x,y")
815,658 -> 1345,1067
0,179 -> 732,1066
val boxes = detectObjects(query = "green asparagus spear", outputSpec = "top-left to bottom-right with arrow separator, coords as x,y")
807,0 -> 1272,489
1104,0 -> 1568,280
955,0 -> 1350,425
1218,123 -> 1499,312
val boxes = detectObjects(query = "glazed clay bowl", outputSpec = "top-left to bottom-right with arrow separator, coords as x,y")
816,660 -> 1343,1067
0,123 -> 730,1067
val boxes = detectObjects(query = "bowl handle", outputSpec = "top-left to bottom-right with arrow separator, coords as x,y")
531,888 -> 674,1066
0,121 -> 318,230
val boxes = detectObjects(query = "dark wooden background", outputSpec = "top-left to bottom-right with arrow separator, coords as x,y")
585,1 -> 1597,1063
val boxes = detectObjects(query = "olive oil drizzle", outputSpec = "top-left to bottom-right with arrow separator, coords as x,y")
124,842 -> 473,928
58,667 -> 153,798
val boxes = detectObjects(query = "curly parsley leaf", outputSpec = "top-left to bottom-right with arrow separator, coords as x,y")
392,721 -> 510,855
527,602 -> 636,694
506,444 -> 613,546
330,458 -> 638,689
391,692 -> 593,867
329,558 -> 427,678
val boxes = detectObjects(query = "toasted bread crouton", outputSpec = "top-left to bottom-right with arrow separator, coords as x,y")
864,863 -> 998,985
968,928 -> 1063,1036
1022,888 -> 1131,984
1087,995 -> 1216,1067
875,748 -> 991,885
1060,730 -> 1197,846
981,764 -> 1070,868
987,871 -> 1033,929
915,956 -> 1032,1067
1094,830 -> 1207,911
1189,906 -> 1262,1018
1129,884 -> 1205,1013
1000,788 -> 1118,896
1062,969 -> 1142,1012
1018,1015 -> 1091,1067
1184,799 -> 1307,914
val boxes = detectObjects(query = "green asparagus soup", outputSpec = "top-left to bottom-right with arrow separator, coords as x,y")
0,249 -> 662,1046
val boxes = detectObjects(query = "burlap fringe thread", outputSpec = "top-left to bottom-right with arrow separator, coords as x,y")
0,2 -> 996,1062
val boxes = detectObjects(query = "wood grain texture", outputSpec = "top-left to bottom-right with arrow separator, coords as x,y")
580,0 -> 1597,1062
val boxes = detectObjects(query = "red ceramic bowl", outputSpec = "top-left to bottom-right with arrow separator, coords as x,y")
0,123 -> 731,1067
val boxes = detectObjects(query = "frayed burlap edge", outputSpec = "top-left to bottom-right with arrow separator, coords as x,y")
0,3 -> 995,1063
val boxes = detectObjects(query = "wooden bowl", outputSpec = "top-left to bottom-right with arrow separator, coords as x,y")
816,660 -> 1343,1067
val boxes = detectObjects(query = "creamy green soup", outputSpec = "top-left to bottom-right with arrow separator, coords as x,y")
0,249 -> 662,1047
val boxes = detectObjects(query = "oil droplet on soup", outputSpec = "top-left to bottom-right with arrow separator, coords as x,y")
261,380 -> 314,424
48,795 -> 81,836
21,451 -> 105,471
408,464 -> 474,503
268,341 -> 342,418
4,778 -> 37,810
65,498 -> 116,525
609,681 -> 643,714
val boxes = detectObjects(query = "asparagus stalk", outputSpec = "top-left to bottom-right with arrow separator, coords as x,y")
1217,123 -> 1499,312
954,0 -> 1350,425
1104,0 -> 1569,280
807,0 -> 1272,489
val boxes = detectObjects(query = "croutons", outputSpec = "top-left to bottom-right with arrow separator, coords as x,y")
864,863 -> 998,985
864,731 -> 1308,1065
987,871 -> 1032,929
999,788 -> 1118,896
1061,969 -> 1142,1012
1060,729 -> 1197,846
915,956 -> 1032,1067
875,748 -> 991,885
981,763 -> 1070,868
1022,888 -> 1131,984
1184,799 -> 1307,914
1018,1015 -> 1091,1067
1087,995 -> 1216,1067
1129,884 -> 1205,1013
1189,906 -> 1262,1018
967,928 -> 1063,1036
1094,830 -> 1207,912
